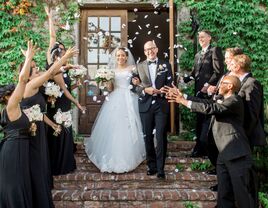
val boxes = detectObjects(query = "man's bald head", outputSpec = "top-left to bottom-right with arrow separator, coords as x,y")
223,75 -> 241,93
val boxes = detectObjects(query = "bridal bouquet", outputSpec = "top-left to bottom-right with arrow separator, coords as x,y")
53,109 -> 72,129
95,66 -> 114,84
69,65 -> 88,86
23,104 -> 43,136
44,82 -> 62,108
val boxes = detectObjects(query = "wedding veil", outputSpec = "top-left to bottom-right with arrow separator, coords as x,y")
107,47 -> 135,70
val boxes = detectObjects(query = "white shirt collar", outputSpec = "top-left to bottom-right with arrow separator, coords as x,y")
147,58 -> 158,63
239,73 -> 249,82
202,45 -> 209,53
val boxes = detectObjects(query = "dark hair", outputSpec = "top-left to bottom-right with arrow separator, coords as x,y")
199,30 -> 212,37
0,84 -> 16,104
117,47 -> 128,57
50,42 -> 66,62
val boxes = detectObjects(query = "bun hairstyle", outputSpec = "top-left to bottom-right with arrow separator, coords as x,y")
50,42 -> 66,63
0,84 -> 16,104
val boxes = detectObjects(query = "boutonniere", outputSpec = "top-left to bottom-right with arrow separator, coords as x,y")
157,64 -> 167,75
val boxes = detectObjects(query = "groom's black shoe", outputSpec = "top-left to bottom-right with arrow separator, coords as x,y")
147,169 -> 157,176
157,173 -> 166,179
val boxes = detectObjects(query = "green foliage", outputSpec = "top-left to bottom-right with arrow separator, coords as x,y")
183,201 -> 200,208
259,192 -> 268,208
175,163 -> 184,171
190,160 -> 212,171
0,0 -> 79,85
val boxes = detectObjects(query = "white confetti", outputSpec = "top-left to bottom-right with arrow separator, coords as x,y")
134,8 -> 138,12
164,53 -> 168,58
163,64 -> 167,67
132,19 -> 137,23
147,31 -> 151,35
98,31 -> 103,36
167,76 -> 172,80
152,100 -> 156,105
175,169 -> 179,173
184,47 -> 187,51
233,31 -> 238,35
122,24 -> 126,29
97,100 -> 101,103
93,96 -> 97,102
175,34 -> 180,37
166,19 -> 170,22
152,129 -> 156,134
84,186 -> 89,191
128,39 -> 133,44
136,57 -> 141,64
130,44 -> 133,48
146,24 -> 150,28
157,33 -> 161,39
103,91 -> 109,96
133,37 -> 137,41
135,32 -> 139,35
138,25 -> 142,30
144,15 -> 148,19
154,25 -> 159,28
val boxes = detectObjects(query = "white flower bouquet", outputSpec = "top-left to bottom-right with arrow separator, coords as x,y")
44,82 -> 62,108
23,104 -> 43,136
95,66 -> 115,84
53,109 -> 72,128
69,65 -> 88,86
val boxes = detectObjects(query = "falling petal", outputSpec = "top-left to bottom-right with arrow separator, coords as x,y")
122,24 -> 126,29
97,100 -> 101,103
157,33 -> 161,39
146,24 -> 150,28
93,96 -> 97,102
164,53 -> 168,58
138,25 -> 142,30
167,76 -> 172,80
166,19 -> 170,22
103,91 -> 109,96
152,129 -> 156,134
132,19 -> 137,23
133,37 -> 137,41
136,57 -> 141,64
135,32 -> 139,35
148,31 -> 151,35
134,8 -> 138,12
144,15 -> 148,19
128,39 -> 133,44
184,47 -> 187,51
233,31 -> 238,35
175,34 -> 180,37
130,44 -> 133,48
154,25 -> 159,28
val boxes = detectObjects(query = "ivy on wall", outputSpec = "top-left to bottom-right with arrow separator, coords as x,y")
0,0 -> 79,85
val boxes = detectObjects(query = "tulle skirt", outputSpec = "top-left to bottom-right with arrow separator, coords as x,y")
85,88 -> 146,173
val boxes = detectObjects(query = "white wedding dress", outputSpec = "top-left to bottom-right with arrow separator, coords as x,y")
84,68 -> 146,173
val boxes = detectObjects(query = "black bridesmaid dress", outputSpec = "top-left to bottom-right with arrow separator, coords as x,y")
0,109 -> 32,208
21,91 -> 54,208
47,71 -> 76,175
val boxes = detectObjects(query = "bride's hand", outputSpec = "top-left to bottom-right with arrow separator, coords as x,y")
132,77 -> 140,86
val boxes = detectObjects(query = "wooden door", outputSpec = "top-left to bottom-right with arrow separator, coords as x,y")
79,10 -> 128,135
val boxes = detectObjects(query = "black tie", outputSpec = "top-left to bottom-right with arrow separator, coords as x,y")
148,60 -> 157,65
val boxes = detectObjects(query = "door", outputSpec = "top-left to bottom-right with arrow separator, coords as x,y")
79,10 -> 128,135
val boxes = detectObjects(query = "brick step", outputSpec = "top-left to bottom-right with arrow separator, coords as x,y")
54,200 -> 216,208
75,155 -> 208,166
54,171 -> 216,182
52,189 -> 216,203
76,140 -> 195,152
74,163 -> 211,174
53,178 -> 216,191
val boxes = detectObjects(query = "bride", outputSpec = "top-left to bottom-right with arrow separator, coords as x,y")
84,47 -> 145,173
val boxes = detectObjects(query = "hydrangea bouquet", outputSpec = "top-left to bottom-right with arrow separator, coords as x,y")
53,109 -> 72,129
44,82 -> 62,108
69,65 -> 88,86
23,104 -> 43,136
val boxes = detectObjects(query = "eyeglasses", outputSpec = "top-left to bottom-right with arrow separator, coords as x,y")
144,47 -> 156,52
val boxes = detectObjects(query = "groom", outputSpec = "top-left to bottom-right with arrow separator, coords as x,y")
132,40 -> 173,179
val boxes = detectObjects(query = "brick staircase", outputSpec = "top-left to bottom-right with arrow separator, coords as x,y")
52,140 -> 217,208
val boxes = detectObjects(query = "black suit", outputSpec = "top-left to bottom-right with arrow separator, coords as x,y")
132,59 -> 173,174
238,73 -> 267,148
184,46 -> 224,155
191,95 -> 257,208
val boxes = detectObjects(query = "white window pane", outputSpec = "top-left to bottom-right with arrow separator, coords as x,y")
88,49 -> 98,63
99,50 -> 109,63
111,17 -> 121,31
99,17 -> 109,31
88,17 -> 98,32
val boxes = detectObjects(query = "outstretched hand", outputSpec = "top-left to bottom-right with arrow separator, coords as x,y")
64,47 -> 79,59
25,41 -> 38,60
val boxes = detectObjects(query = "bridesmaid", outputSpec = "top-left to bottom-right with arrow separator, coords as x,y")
0,41 -> 36,208
45,6 -> 85,175
20,46 -> 78,208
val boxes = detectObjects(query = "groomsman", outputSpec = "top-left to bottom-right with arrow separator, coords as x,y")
132,40 -> 173,179
166,75 -> 258,208
183,30 -> 224,157
230,54 -> 267,149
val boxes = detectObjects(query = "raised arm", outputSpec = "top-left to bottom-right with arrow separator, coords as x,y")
7,41 -> 36,120
45,6 -> 56,65
27,47 -> 79,91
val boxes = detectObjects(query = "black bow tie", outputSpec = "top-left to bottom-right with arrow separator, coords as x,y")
148,60 -> 157,65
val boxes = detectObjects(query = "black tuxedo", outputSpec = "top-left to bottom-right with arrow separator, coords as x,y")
184,46 -> 224,156
191,95 -> 257,207
132,59 -> 173,174
238,73 -> 267,148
